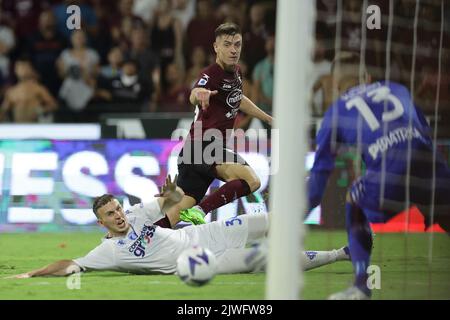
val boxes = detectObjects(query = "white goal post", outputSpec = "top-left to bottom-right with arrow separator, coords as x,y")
266,0 -> 315,299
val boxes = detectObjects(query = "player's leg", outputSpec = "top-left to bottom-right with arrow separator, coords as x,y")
186,163 -> 260,220
180,148 -> 260,220
329,191 -> 373,300
301,248 -> 350,271
216,244 -> 350,274
184,212 -> 269,257
218,213 -> 270,248
163,163 -> 214,226
215,248 -> 256,274
161,195 -> 197,227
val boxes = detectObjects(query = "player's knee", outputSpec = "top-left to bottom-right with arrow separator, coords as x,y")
246,176 -> 261,193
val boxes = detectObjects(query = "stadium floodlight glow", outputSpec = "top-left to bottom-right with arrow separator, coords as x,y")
266,0 -> 315,299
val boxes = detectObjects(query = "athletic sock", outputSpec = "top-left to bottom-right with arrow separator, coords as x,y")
335,246 -> 351,261
301,250 -> 339,271
198,179 -> 251,213
154,215 -> 172,228
346,203 -> 373,296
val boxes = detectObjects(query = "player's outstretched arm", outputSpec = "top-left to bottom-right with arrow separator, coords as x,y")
189,88 -> 218,109
6,260 -> 81,278
239,95 -> 273,125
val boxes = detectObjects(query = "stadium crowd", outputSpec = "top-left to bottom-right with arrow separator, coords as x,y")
0,0 -> 448,137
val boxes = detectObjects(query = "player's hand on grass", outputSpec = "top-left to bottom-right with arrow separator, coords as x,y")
195,89 -> 218,110
5,272 -> 31,279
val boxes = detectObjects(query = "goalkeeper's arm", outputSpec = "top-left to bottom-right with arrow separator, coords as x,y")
9,260 -> 81,278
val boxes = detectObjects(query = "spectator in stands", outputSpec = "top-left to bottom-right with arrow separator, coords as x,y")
311,36 -> 333,116
186,0 -> 221,59
90,0 -> 116,64
251,34 -> 274,115
124,26 -> 159,107
111,0 -> 146,51
150,0 -> 184,86
340,0 -> 362,53
234,59 -> 254,130
156,62 -> 190,113
217,0 -> 248,27
57,29 -> 100,118
96,59 -> 152,114
0,58 -> 57,123
316,0 -> 337,27
185,45 -> 207,88
416,51 -> 450,117
100,46 -> 123,80
2,0 -> 44,49
26,10 -> 66,97
132,0 -> 159,26
0,14 -> 15,82
172,0 -> 196,32
242,2 -> 269,75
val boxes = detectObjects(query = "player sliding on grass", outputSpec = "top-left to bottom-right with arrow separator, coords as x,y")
9,175 -> 349,278
308,52 -> 450,300
156,22 -> 273,229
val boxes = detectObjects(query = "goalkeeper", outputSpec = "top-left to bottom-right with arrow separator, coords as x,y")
308,52 -> 450,300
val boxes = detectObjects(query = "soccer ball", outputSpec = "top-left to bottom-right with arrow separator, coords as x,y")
176,246 -> 217,286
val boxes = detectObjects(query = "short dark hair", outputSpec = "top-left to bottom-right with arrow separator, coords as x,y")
214,22 -> 242,39
122,58 -> 139,68
15,56 -> 33,65
93,194 -> 115,217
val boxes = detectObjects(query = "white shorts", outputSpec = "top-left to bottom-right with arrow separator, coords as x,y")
183,215 -> 249,257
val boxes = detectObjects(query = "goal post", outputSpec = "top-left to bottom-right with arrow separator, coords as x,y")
266,0 -> 315,299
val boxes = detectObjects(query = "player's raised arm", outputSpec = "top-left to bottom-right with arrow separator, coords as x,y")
239,95 -> 273,126
155,174 -> 185,212
7,260 -> 81,278
308,106 -> 340,210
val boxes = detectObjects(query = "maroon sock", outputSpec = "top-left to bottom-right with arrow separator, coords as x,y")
154,215 -> 172,228
199,179 -> 251,213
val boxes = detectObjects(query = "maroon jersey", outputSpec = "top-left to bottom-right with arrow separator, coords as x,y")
187,63 -> 243,141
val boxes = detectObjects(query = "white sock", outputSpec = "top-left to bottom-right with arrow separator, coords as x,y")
301,250 -> 342,271
216,248 -> 256,274
335,247 -> 350,261
216,245 -> 348,274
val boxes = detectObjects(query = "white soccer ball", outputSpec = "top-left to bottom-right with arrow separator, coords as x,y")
176,246 -> 217,286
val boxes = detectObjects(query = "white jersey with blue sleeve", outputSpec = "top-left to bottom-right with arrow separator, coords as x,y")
73,200 -> 257,275
73,199 -> 190,274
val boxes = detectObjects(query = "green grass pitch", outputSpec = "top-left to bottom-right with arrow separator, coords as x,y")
0,230 -> 449,300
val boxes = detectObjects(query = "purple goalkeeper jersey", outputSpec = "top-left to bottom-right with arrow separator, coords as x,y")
308,81 -> 450,220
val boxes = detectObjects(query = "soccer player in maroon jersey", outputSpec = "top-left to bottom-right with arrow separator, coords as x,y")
156,22 -> 273,228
